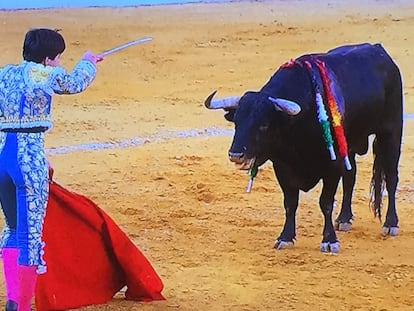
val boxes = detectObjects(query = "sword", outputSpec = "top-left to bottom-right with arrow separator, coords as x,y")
97,37 -> 153,58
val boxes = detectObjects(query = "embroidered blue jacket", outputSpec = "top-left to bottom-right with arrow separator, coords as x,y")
0,60 -> 97,131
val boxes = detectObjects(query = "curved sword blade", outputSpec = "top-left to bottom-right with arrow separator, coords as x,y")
97,37 -> 153,58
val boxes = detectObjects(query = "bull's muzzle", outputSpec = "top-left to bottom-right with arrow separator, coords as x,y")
229,152 -> 255,170
229,151 -> 245,164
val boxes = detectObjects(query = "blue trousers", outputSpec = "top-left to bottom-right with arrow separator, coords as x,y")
0,132 -> 48,273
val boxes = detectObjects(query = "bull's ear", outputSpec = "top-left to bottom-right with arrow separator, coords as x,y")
268,97 -> 301,115
224,109 -> 236,122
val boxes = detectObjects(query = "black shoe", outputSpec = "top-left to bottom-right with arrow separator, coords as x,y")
5,300 -> 17,311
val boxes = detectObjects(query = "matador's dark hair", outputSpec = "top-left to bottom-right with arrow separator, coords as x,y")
23,28 -> 66,63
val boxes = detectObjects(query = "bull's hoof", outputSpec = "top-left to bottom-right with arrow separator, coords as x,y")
320,242 -> 340,253
337,222 -> 352,232
274,240 -> 294,250
381,226 -> 399,237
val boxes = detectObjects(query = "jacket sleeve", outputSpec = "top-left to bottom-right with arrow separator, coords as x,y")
50,60 -> 97,94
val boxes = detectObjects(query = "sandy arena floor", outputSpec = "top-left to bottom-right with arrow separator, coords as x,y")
1,0 -> 414,310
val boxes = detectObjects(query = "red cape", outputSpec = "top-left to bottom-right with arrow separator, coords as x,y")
35,180 -> 165,311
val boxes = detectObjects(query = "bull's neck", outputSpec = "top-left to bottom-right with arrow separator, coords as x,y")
261,61 -> 312,104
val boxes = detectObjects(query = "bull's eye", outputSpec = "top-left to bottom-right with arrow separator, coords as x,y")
259,124 -> 269,132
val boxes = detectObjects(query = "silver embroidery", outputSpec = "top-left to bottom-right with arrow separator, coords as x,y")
0,61 -> 96,130
17,132 -> 48,270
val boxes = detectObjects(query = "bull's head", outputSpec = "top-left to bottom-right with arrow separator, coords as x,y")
205,90 -> 301,170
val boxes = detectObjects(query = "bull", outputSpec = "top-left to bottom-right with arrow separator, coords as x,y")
205,43 -> 403,253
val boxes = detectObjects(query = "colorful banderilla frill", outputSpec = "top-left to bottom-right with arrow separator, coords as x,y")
304,61 -> 336,161
315,92 -> 336,160
316,60 -> 352,171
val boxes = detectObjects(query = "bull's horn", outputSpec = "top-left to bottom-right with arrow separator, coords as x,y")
204,90 -> 241,109
268,96 -> 301,115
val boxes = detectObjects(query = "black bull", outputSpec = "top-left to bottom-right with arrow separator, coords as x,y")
205,43 -> 403,253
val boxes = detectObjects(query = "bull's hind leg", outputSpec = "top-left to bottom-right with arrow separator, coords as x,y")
319,174 -> 341,253
336,153 -> 357,232
373,134 -> 401,236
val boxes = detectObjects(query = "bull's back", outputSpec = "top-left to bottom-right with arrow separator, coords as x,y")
320,43 -> 402,146
322,43 -> 401,107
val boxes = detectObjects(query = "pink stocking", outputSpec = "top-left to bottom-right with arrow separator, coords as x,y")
17,265 -> 37,311
2,248 -> 19,303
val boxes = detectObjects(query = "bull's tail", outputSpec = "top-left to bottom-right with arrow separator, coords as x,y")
369,137 -> 386,222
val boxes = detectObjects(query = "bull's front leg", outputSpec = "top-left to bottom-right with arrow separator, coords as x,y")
320,175 -> 341,253
274,186 -> 299,250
